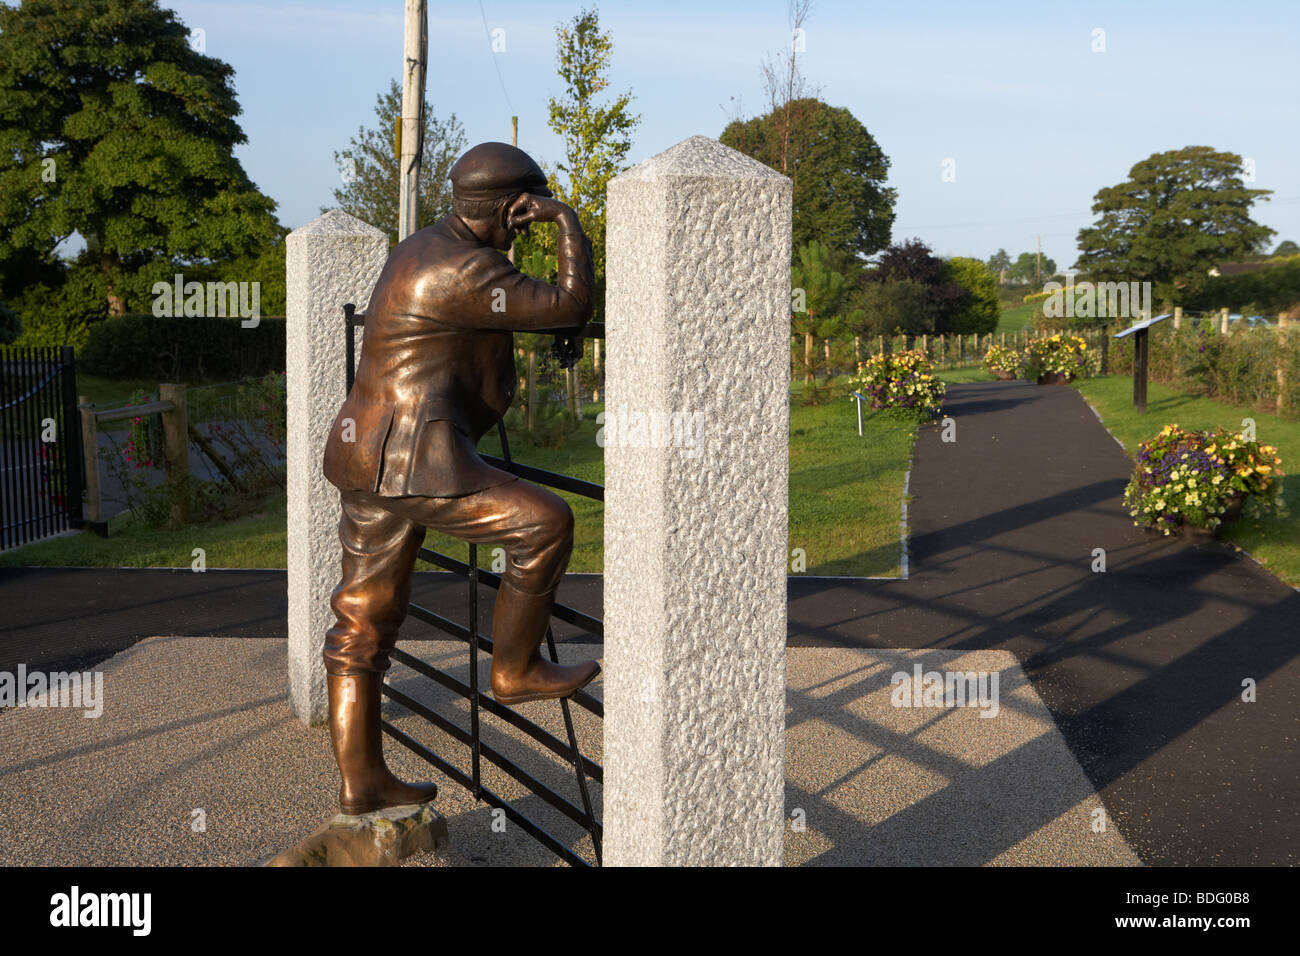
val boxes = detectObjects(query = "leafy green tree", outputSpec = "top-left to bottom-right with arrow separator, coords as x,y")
722,99 -> 895,262
856,279 -> 937,338
510,7 -> 638,435
986,248 -> 1011,284
327,79 -> 466,246
524,6 -> 640,321
1006,251 -> 1056,285
0,302 -> 20,344
942,257 -> 999,334
862,239 -> 967,333
0,0 -> 282,316
790,240 -> 846,385
1275,240 -> 1299,257
1075,146 -> 1274,303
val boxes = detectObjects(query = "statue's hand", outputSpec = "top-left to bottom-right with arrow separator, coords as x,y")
551,334 -> 583,369
507,194 -> 576,233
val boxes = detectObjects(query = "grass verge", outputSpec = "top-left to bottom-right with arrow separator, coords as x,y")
997,302 -> 1036,333
2,399 -> 918,577
1074,375 -> 1300,586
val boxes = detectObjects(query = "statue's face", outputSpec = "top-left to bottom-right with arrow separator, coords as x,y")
468,194 -> 525,251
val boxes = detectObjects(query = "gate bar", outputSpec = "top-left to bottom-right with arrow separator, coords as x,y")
390,646 -> 602,782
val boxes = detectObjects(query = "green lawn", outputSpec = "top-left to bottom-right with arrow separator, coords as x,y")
0,496 -> 289,569
1074,376 -> 1300,586
997,302 -> 1036,334
938,367 -> 995,384
2,399 -> 917,577
76,373 -> 162,409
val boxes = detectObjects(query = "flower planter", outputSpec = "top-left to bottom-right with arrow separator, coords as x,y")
1220,492 -> 1246,521
1036,372 -> 1071,386
1142,523 -> 1217,545
993,369 -> 1017,381
1180,524 -> 1217,546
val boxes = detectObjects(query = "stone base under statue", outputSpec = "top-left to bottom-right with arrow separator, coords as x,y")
264,803 -> 457,867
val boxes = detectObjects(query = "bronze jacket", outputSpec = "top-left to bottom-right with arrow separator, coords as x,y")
323,213 -> 593,498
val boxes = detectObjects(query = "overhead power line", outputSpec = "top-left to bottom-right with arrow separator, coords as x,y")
478,0 -> 514,115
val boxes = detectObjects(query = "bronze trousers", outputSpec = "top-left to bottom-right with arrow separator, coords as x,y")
324,478 -> 574,676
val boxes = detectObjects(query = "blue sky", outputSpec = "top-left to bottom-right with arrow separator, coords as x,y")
165,0 -> 1300,269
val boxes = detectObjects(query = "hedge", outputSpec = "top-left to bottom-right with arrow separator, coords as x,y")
79,314 -> 286,381
1108,320 -> 1300,418
1180,259 -> 1300,314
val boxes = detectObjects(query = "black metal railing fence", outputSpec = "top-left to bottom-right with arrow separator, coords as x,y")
0,346 -> 83,549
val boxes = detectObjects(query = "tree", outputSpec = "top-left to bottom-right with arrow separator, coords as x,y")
757,0 -> 818,179
790,240 -> 846,385
856,279 -> 937,338
0,0 -> 282,315
942,257 -> 999,334
1006,251 -> 1056,285
509,8 -> 638,434
533,6 -> 640,319
722,99 -> 894,263
863,239 -> 970,334
986,249 -> 1011,284
328,79 -> 466,246
720,1 -> 891,263
1275,240 -> 1299,257
1075,146 -> 1274,303
0,302 -> 20,344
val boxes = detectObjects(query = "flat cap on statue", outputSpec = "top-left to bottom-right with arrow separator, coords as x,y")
449,142 -> 552,203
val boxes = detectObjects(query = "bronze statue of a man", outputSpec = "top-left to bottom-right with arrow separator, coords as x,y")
320,142 -> 600,815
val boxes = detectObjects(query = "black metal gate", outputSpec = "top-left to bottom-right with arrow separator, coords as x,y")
0,346 -> 83,550
345,305 -> 604,866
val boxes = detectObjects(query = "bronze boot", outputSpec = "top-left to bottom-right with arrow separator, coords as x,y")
328,673 -> 437,815
489,581 -> 600,704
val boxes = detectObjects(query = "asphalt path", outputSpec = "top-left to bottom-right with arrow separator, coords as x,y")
788,381 -> 1298,866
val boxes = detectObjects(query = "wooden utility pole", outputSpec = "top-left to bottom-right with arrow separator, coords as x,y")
397,0 -> 426,241
507,115 -> 518,264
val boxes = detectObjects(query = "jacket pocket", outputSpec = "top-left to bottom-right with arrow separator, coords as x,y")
323,399 -> 395,492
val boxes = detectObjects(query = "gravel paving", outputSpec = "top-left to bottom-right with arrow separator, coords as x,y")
0,634 -> 1135,866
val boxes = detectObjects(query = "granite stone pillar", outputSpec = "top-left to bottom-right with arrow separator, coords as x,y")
286,211 -> 388,724
603,136 -> 792,865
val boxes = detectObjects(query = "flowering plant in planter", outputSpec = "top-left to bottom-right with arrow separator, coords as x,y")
1024,334 -> 1089,382
1123,424 -> 1285,535
852,349 -> 945,418
1204,427 -> 1285,514
984,344 -> 1022,378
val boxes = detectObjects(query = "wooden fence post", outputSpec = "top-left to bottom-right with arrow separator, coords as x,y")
1173,306 -> 1182,330
525,349 -> 537,431
1220,307 -> 1230,335
77,395 -> 106,536
159,383 -> 189,528
1279,315 -> 1290,414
